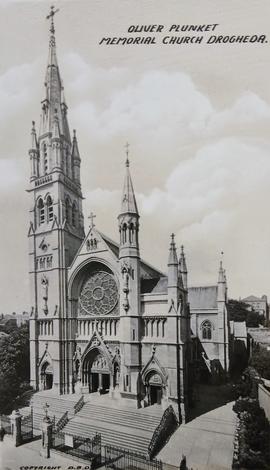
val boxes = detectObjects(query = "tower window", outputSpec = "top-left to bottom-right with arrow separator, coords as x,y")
201,320 -> 212,340
38,198 -> 45,225
47,195 -> 53,222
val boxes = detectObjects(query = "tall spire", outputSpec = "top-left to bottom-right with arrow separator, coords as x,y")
40,6 -> 70,141
120,144 -> 138,215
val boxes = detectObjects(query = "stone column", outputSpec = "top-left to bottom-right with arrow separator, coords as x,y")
40,416 -> 53,458
98,373 -> 102,393
10,410 -> 22,447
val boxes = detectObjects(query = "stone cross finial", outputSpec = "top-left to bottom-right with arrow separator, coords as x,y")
125,142 -> 130,166
88,212 -> 96,228
46,5 -> 60,35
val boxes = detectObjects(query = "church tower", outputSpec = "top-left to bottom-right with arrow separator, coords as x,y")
118,150 -> 141,400
28,8 -> 84,393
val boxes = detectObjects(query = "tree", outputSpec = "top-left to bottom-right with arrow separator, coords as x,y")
0,323 -> 31,414
249,348 -> 270,380
228,299 -> 261,327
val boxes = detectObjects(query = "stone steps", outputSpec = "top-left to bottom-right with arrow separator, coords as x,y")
63,417 -> 150,455
61,401 -> 164,456
31,392 -> 78,431
80,403 -> 161,431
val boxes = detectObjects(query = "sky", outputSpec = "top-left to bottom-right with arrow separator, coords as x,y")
0,0 -> 270,312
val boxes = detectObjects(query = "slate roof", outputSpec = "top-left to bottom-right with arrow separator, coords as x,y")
242,295 -> 263,302
188,286 -> 218,310
141,277 -> 168,294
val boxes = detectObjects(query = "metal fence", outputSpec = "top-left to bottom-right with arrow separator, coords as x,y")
52,430 -> 101,466
21,409 -> 34,443
104,444 -> 163,470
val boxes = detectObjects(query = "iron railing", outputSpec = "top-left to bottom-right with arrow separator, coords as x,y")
148,405 -> 178,459
52,430 -> 101,465
74,395 -> 84,414
104,444 -> 163,470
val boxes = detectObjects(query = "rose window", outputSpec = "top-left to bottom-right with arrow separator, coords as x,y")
79,271 -> 118,316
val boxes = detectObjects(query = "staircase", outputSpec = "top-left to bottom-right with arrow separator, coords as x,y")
32,392 -> 177,457
31,391 -> 79,433
63,400 -> 164,456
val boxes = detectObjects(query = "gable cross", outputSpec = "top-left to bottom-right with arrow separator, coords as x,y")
88,212 -> 96,229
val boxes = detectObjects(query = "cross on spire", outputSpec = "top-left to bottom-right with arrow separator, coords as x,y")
125,142 -> 130,167
46,5 -> 60,35
88,212 -> 96,228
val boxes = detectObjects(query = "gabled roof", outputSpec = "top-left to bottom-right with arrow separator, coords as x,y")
72,227 -> 165,280
188,286 -> 218,309
242,295 -> 263,302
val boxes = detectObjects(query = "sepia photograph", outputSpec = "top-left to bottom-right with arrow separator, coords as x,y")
0,1 -> 270,469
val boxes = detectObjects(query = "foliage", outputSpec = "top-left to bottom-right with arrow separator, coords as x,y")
233,398 -> 270,469
0,323 -> 31,414
249,348 -> 270,380
232,367 -> 260,400
228,299 -> 262,327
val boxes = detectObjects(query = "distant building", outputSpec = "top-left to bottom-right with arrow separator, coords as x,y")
248,327 -> 270,355
0,312 -> 29,328
242,295 -> 269,323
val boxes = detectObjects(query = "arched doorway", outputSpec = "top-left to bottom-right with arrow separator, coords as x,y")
82,348 -> 111,394
113,362 -> 120,389
41,362 -> 53,390
146,371 -> 163,405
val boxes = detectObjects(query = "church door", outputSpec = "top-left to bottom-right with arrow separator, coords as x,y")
149,385 -> 162,405
146,372 -> 163,406
41,362 -> 53,390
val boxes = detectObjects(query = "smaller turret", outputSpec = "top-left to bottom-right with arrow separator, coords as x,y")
71,130 -> 81,185
29,121 -> 39,181
167,234 -> 179,307
217,260 -> 226,301
179,245 -> 188,290
118,150 -> 140,258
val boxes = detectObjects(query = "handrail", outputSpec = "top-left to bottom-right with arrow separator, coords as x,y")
148,405 -> 178,458
55,411 -> 69,432
74,395 -> 84,414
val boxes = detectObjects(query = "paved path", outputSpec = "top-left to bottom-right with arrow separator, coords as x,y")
159,402 -> 236,470
0,436 -> 89,470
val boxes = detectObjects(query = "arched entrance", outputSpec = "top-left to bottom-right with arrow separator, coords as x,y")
146,371 -> 163,405
41,362 -> 53,390
82,348 -> 111,394
113,362 -> 120,389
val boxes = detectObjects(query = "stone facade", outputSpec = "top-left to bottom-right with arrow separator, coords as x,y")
28,14 -> 230,422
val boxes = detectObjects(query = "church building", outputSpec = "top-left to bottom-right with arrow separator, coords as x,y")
28,11 -> 229,423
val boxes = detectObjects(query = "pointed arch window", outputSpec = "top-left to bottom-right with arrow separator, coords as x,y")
72,201 -> 77,227
37,198 -> 45,225
46,195 -> 53,222
122,223 -> 127,244
201,320 -> 213,340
